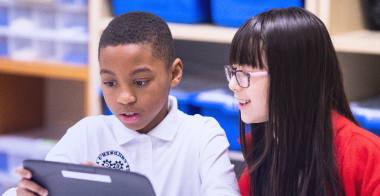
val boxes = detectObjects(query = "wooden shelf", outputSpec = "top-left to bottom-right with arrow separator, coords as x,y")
100,17 -> 238,43
332,30 -> 380,55
0,59 -> 88,81
101,17 -> 380,51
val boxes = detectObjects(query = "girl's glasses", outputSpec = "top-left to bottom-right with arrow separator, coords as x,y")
224,65 -> 268,88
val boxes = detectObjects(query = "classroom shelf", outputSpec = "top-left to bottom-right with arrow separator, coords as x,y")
332,30 -> 380,55
101,17 -> 380,55
0,59 -> 88,81
100,17 -> 238,43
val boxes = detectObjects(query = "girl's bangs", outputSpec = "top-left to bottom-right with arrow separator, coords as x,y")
230,18 -> 266,70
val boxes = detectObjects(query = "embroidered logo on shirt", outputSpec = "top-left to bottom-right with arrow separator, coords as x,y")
96,150 -> 130,171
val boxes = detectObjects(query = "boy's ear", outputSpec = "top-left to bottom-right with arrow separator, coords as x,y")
169,58 -> 183,88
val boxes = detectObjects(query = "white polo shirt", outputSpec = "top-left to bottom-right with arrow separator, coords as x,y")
3,96 -> 240,196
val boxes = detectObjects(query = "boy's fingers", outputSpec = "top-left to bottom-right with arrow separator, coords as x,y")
80,161 -> 101,167
17,179 -> 48,196
15,167 -> 32,179
16,186 -> 39,196
16,186 -> 36,196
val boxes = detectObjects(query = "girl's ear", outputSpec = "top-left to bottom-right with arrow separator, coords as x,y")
169,58 -> 183,88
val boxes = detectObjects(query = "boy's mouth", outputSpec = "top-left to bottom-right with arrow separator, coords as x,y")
123,112 -> 136,117
119,112 -> 139,124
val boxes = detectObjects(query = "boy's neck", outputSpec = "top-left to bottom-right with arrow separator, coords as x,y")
136,100 -> 170,134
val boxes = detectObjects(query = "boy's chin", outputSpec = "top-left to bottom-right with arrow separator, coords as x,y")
122,123 -> 150,134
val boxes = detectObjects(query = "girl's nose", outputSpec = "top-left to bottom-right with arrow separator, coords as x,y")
117,88 -> 136,104
229,75 -> 242,92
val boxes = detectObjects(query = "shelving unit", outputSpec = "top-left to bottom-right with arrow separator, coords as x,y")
0,59 -> 88,80
308,0 -> 380,56
332,30 -> 380,55
1,0 -> 379,138
308,0 -> 380,100
0,1 -> 91,137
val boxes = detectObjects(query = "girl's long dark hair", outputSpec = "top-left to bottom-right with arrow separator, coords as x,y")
231,7 -> 359,196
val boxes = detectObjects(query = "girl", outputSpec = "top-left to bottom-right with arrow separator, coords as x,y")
225,7 -> 380,196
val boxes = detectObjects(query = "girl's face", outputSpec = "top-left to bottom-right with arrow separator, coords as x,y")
229,65 -> 269,124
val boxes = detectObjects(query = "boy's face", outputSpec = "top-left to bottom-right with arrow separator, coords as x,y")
99,44 -> 182,134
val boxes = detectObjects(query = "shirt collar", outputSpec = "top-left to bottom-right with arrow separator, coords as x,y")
113,95 -> 179,145
147,95 -> 179,141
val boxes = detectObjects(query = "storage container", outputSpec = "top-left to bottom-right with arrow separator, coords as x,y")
56,0 -> 88,6
350,94 -> 380,136
169,90 -> 199,115
59,42 -> 88,64
0,1 -> 88,64
0,6 -> 9,26
0,135 -> 56,188
362,0 -> 380,31
191,88 -> 241,151
9,37 -> 37,61
0,36 -> 8,56
211,0 -> 304,28
56,9 -> 88,39
112,0 -> 211,24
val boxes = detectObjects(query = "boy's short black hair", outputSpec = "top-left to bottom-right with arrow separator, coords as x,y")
99,11 -> 174,68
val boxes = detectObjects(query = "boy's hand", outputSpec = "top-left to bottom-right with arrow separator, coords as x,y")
80,161 -> 102,167
15,167 -> 48,196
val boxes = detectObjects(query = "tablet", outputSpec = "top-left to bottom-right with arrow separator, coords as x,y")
23,159 -> 156,196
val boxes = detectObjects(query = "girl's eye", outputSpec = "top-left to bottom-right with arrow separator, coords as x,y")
104,82 -> 117,86
135,81 -> 147,86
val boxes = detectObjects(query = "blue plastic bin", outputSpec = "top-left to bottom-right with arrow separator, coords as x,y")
211,0 -> 304,27
0,6 -> 8,26
350,94 -> 380,137
0,152 -> 7,173
191,88 -> 241,151
99,88 -> 112,115
112,0 -> 211,24
169,90 -> 199,115
56,0 -> 88,5
0,37 -> 8,56
62,43 -> 88,64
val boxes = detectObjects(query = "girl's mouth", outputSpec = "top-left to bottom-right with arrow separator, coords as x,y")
239,99 -> 251,105
238,99 -> 251,110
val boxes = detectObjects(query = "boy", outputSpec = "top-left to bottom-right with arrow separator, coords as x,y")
5,11 -> 240,196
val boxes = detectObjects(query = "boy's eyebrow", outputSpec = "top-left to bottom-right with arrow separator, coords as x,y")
131,68 -> 152,75
100,69 -> 115,76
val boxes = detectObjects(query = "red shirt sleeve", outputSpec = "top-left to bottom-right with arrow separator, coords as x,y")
238,133 -> 252,196
239,166 -> 250,196
334,113 -> 380,196
337,132 -> 380,195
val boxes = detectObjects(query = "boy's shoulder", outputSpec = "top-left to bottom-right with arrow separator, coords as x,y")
67,115 -> 116,134
176,111 -> 225,135
74,115 -> 115,126
177,110 -> 216,123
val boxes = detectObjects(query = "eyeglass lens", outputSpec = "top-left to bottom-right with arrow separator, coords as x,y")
224,67 -> 249,88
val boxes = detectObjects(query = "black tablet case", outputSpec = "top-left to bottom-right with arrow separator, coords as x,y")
23,159 -> 156,196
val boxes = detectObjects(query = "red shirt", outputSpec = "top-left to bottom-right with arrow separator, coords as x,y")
238,111 -> 380,196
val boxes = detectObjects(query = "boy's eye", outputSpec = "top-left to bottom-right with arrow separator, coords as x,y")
134,81 -> 147,86
104,82 -> 117,86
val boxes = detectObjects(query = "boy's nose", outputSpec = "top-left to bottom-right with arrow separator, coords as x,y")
228,75 -> 242,92
117,90 -> 136,105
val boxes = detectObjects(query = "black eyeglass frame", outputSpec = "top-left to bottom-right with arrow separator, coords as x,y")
224,65 -> 268,88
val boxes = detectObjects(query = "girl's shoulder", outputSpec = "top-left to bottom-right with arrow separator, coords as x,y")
333,112 -> 380,196
333,111 -> 380,153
